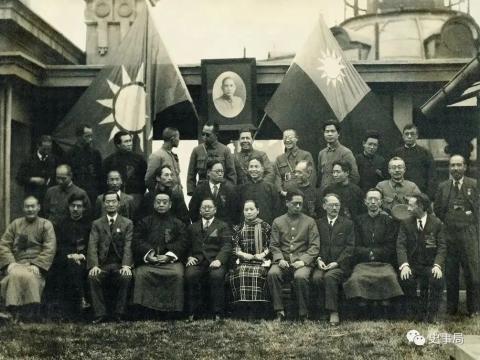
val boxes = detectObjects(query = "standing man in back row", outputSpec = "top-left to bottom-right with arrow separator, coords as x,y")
187,122 -> 236,196
145,127 -> 182,192
392,124 -> 436,199
274,129 -> 316,197
317,120 -> 359,192
102,131 -> 147,211
234,128 -> 274,185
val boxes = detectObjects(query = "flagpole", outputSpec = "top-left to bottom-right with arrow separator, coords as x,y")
143,0 -> 152,157
253,112 -> 267,140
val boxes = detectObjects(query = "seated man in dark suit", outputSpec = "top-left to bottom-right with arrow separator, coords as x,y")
52,192 -> 92,318
87,191 -> 133,323
312,193 -> 354,326
185,198 -> 232,320
189,160 -> 238,225
95,170 -> 135,220
267,190 -> 320,321
397,193 -> 446,323
133,192 -> 187,315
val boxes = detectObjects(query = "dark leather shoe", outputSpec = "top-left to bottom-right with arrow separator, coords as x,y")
91,316 -> 107,324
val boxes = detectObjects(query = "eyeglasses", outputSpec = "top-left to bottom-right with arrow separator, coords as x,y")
202,132 -> 213,137
325,203 -> 341,208
201,205 -> 216,210
211,169 -> 224,174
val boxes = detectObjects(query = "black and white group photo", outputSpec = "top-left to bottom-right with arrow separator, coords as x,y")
0,0 -> 479,359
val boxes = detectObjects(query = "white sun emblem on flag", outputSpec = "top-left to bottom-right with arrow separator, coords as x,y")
317,50 -> 346,87
97,63 -> 151,150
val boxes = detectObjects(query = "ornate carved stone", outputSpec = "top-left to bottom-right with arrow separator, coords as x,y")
84,0 -> 145,64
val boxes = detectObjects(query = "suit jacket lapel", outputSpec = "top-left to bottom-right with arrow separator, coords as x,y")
203,218 -> 217,238
111,216 -> 123,256
333,216 -> 343,234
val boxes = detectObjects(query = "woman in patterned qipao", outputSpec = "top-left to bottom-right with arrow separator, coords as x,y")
230,200 -> 271,318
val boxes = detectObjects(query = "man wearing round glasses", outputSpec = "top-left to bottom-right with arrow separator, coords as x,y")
189,160 -> 238,225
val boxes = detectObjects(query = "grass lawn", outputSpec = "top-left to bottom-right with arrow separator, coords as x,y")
0,316 -> 479,360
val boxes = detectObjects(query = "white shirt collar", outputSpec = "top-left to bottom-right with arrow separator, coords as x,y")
453,177 -> 464,187
209,181 -> 220,192
37,151 -> 47,160
418,213 -> 427,229
107,213 -> 118,223
327,216 -> 338,226
203,217 -> 215,227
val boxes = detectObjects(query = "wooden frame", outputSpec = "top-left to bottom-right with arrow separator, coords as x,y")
201,58 -> 257,130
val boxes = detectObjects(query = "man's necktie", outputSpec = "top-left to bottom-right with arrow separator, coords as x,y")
328,220 -> 334,235
212,184 -> 219,198
417,219 -> 423,232
109,218 -> 114,233
204,220 -> 210,232
453,180 -> 460,195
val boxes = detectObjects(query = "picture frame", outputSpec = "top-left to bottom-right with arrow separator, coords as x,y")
201,58 -> 257,131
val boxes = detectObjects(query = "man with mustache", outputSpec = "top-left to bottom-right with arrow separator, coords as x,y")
312,193 -> 354,326
397,193 -> 446,323
344,188 -> 403,318
214,77 -> 245,118
434,154 -> 479,318
392,124 -> 437,199
273,129 -> 316,197
376,157 -> 421,214
133,192 -> 187,316
285,160 -> 322,219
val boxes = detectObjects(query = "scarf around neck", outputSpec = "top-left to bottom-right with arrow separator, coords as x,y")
243,217 -> 263,253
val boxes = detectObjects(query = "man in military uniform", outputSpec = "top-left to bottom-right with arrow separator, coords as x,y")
234,128 -> 274,185
273,129 -> 315,197
187,122 -> 236,196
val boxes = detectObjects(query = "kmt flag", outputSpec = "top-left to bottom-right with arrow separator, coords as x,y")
263,15 -> 401,158
53,4 -> 196,156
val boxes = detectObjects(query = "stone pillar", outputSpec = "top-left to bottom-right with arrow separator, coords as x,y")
0,84 -> 12,233
84,0 -> 146,64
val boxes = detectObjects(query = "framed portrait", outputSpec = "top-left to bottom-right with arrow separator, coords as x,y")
201,58 -> 257,130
